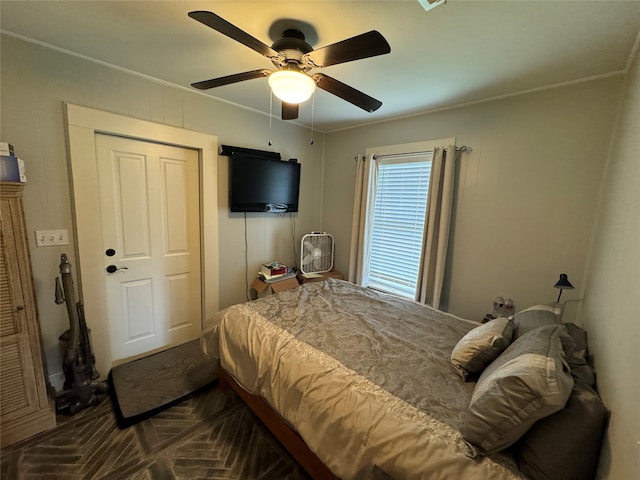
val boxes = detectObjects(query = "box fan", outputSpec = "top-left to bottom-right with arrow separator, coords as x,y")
300,232 -> 334,274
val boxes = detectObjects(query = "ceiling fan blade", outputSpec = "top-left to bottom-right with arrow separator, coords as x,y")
281,102 -> 299,120
313,73 -> 382,113
191,69 -> 271,90
188,10 -> 278,59
304,31 -> 390,68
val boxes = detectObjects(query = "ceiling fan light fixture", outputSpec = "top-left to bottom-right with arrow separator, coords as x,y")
268,70 -> 316,104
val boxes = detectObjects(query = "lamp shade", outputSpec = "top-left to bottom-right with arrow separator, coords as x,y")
554,273 -> 574,290
554,273 -> 574,303
268,70 -> 316,104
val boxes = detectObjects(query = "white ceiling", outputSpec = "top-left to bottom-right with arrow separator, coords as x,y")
2,1 -> 640,132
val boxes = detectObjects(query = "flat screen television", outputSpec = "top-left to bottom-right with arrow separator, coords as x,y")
229,154 -> 301,213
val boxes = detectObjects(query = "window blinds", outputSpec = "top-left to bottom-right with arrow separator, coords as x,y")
367,155 -> 432,298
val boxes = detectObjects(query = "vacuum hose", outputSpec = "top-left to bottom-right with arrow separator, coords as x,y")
54,277 -> 64,304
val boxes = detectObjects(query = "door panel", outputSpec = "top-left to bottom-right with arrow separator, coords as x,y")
163,159 -> 190,252
95,134 -> 201,361
167,273 -> 190,329
122,279 -> 155,341
117,153 -> 151,258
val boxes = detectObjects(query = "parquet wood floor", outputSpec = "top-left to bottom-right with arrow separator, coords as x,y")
1,384 -> 309,480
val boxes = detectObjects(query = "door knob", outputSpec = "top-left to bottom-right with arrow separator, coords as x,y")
106,265 -> 128,273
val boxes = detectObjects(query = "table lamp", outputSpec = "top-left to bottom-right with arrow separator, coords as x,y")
554,273 -> 574,303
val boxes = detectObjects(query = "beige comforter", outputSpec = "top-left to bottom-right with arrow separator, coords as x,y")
202,279 -> 523,480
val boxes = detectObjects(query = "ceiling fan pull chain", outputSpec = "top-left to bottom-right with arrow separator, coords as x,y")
310,90 -> 315,145
268,90 -> 273,146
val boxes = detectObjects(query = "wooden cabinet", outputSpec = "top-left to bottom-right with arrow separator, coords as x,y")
1,182 -> 55,447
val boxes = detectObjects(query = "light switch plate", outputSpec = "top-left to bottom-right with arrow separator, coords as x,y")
36,229 -> 69,247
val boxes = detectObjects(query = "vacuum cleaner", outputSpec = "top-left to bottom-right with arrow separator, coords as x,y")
54,253 -> 108,414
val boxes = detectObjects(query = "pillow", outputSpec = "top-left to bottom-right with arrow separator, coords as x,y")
450,317 -> 514,381
512,305 -> 558,338
461,325 -> 574,457
514,383 -> 609,480
560,323 -> 596,388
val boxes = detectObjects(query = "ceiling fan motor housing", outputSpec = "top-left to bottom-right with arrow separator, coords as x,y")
271,30 -> 313,69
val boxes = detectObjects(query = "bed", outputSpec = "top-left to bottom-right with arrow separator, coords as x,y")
201,279 -> 607,480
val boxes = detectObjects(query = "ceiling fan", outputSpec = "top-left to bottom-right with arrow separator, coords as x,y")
188,10 -> 391,120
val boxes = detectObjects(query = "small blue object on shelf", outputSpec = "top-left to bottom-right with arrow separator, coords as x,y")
1,155 -> 26,182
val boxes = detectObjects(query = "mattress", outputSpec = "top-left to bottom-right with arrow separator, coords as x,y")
202,279 -> 524,479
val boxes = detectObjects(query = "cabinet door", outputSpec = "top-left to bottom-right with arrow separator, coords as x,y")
0,199 -> 40,421
0,190 -> 55,447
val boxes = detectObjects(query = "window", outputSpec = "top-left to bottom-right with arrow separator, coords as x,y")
365,153 -> 432,298
350,137 -> 455,305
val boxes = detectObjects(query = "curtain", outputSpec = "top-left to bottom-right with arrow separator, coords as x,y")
348,154 -> 369,284
417,145 -> 456,308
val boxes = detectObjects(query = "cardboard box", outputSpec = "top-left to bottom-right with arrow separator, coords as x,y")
297,270 -> 345,284
251,276 -> 300,297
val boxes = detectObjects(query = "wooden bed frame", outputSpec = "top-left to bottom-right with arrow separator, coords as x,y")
218,365 -> 339,480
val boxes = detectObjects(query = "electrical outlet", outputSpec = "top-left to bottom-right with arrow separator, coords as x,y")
35,229 -> 69,247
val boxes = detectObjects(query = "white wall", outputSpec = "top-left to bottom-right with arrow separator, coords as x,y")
580,49 -> 640,480
323,77 -> 623,323
0,34 -> 324,386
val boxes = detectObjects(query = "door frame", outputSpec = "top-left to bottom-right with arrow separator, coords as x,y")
64,103 -> 219,376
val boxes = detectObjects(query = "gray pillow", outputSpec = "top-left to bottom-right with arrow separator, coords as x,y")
560,323 -> 596,388
514,383 -> 609,480
512,305 -> 558,338
450,317 -> 514,381
461,325 -> 574,457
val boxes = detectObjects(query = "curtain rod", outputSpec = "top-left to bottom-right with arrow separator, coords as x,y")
365,145 -> 471,161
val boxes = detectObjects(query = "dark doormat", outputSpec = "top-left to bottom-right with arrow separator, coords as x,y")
109,339 -> 218,428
